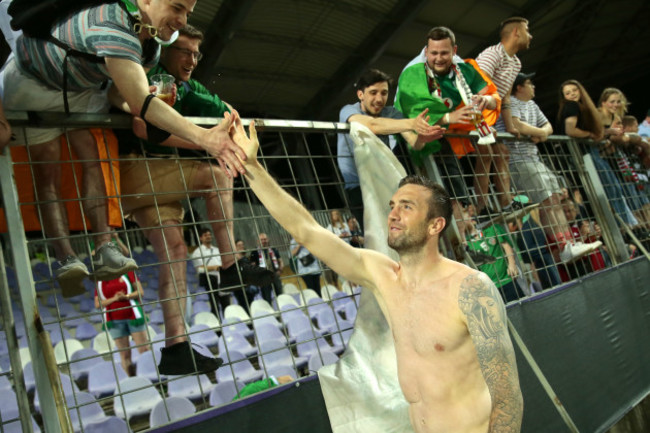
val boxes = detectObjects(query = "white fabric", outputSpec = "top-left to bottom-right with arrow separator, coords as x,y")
319,122 -> 413,432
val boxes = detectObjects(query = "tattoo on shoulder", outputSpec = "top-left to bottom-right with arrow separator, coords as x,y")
458,272 -> 506,340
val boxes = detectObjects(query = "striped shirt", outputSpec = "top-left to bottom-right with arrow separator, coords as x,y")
476,43 -> 521,98
14,3 -> 159,91
505,96 -> 549,164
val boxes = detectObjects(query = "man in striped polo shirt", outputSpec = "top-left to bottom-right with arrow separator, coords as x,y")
475,17 -> 532,225
504,73 -> 602,263
2,0 -> 245,297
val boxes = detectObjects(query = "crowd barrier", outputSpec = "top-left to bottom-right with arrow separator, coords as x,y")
1,112 -> 648,432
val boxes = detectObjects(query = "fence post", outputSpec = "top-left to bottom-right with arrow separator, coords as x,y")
0,149 -> 66,433
566,139 -> 628,264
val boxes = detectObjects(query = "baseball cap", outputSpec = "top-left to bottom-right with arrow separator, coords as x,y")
513,72 -> 535,89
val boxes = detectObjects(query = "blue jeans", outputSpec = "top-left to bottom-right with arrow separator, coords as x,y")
517,219 -> 561,289
589,147 -> 637,225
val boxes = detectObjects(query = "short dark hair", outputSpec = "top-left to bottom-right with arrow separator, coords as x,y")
499,17 -> 528,39
622,115 -> 638,128
198,227 -> 211,236
426,26 -> 456,46
355,69 -> 392,92
178,24 -> 204,42
398,175 -> 452,235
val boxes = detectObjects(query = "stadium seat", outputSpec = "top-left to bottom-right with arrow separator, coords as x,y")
112,376 -> 162,421
167,374 -> 214,401
216,350 -> 263,384
307,350 -> 339,373
208,380 -> 245,407
149,396 -> 196,427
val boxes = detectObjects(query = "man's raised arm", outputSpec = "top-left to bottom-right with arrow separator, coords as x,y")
458,273 -> 523,432
228,112 -> 394,289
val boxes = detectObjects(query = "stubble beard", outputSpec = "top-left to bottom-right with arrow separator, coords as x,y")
387,226 -> 428,255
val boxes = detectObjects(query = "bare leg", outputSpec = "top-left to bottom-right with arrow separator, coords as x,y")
66,129 -> 111,247
492,143 -> 512,208
145,222 -> 188,347
131,330 -> 150,354
473,144 -> 494,213
113,336 -> 133,376
29,139 -> 75,261
538,194 -> 569,238
192,163 -> 236,269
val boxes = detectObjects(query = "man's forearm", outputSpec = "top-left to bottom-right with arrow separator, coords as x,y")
244,162 -> 319,245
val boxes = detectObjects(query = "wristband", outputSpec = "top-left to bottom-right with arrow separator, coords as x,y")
145,121 -> 172,144
443,113 -> 450,124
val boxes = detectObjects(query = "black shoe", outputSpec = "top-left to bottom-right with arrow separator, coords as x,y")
158,341 -> 223,375
220,259 -> 274,288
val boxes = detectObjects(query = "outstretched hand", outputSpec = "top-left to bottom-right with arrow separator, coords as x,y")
226,110 -> 260,165
203,110 -> 248,177
413,125 -> 446,149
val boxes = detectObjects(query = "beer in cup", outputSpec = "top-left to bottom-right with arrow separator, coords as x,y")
150,74 -> 175,105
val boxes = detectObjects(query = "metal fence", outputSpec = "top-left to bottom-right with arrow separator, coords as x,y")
0,112 -> 647,432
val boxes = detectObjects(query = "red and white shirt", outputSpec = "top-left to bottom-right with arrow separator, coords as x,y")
95,271 -> 143,322
476,43 -> 521,98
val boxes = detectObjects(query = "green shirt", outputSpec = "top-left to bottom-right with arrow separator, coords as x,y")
466,224 -> 513,287
395,61 -> 487,165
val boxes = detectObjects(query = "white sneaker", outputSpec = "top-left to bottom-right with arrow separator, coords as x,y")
559,241 -> 603,263
92,242 -> 138,281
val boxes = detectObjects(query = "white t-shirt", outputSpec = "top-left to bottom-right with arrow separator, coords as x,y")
190,244 -> 222,282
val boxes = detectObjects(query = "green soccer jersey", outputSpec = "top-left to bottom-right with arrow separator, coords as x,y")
466,223 -> 513,288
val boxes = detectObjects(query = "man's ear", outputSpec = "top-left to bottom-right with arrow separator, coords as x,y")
429,217 -> 446,236
357,89 -> 364,101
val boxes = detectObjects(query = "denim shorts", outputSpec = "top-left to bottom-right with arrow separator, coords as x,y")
108,320 -> 146,339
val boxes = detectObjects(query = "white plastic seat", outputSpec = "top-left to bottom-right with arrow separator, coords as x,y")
276,294 -> 299,309
321,284 -> 339,301
250,299 -> 276,318
298,288 -> 321,306
193,311 -> 221,329
281,283 -> 299,295
224,304 -> 251,322
92,332 -> 116,355
54,338 -> 84,365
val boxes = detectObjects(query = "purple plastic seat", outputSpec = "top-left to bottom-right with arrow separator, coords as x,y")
188,324 -> 219,348
295,329 -> 343,358
75,321 -> 99,341
218,333 -> 257,358
112,376 -> 163,421
257,338 -> 308,373
67,391 -> 107,432
83,416 -> 129,433
216,350 -> 263,384
149,309 -> 165,325
222,317 -> 253,338
88,361 -> 128,398
192,301 -> 211,314
306,297 -> 329,320
331,291 -> 353,313
208,380 -> 245,407
308,349 -> 339,373
167,374 -> 214,401
344,302 -> 358,322
135,350 -> 166,383
149,396 -> 196,427
251,311 -> 282,330
69,348 -> 101,381
285,314 -> 324,339
316,309 -> 353,335
254,322 -> 294,346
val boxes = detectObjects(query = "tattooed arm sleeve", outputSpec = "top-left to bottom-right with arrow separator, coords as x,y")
458,272 -> 523,432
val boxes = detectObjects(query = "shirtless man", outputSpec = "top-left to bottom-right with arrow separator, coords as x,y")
228,113 -> 523,433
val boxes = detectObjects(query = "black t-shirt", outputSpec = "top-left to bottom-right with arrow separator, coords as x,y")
556,101 -> 582,135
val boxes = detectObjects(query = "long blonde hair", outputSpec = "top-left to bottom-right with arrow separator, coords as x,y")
598,87 -> 629,119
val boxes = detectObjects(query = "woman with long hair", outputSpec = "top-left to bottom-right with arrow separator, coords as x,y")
598,88 -> 650,230
556,80 -> 637,226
